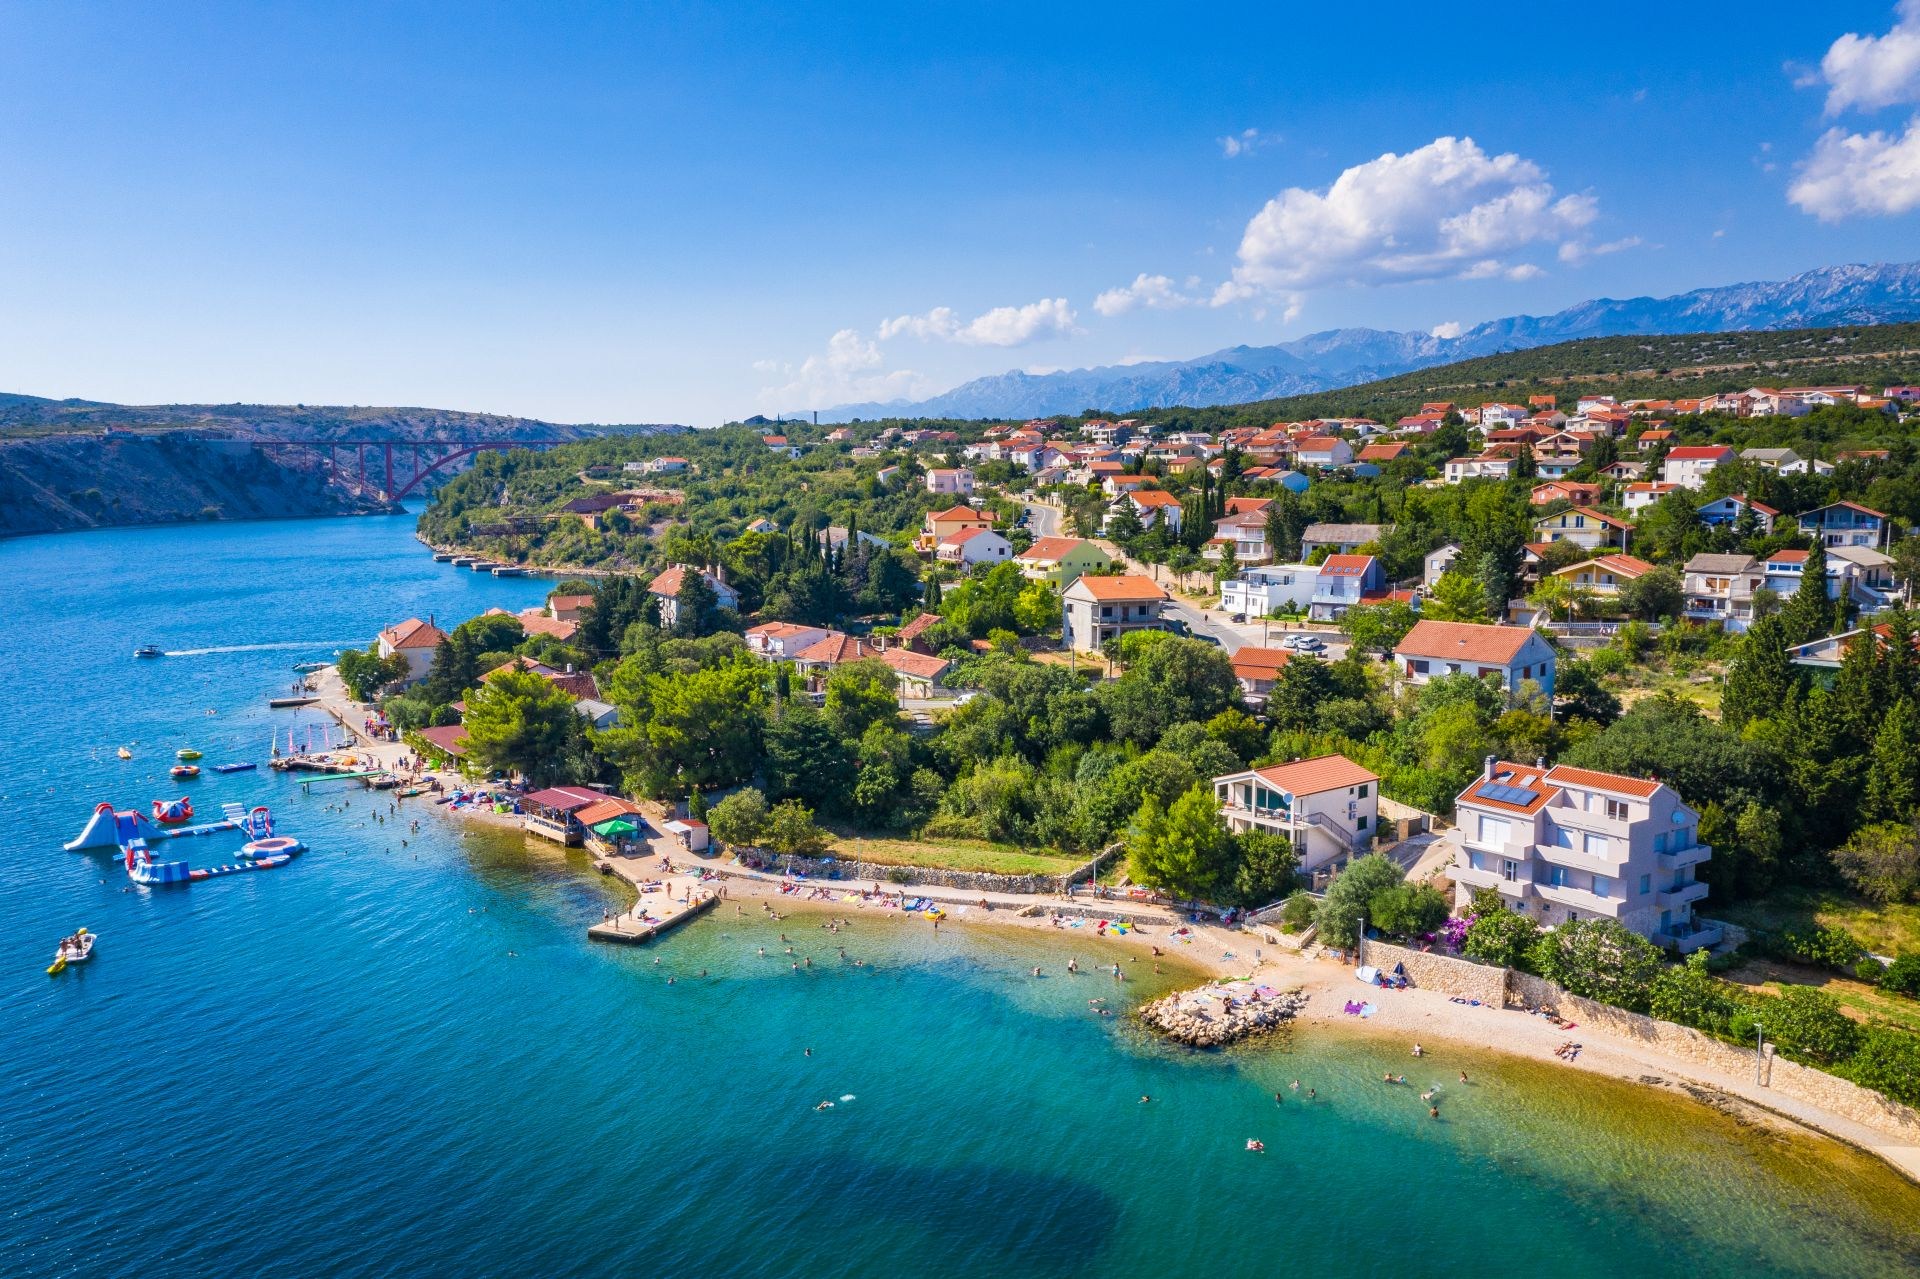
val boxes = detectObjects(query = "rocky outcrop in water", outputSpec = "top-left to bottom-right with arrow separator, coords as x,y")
1139,983 -> 1307,1047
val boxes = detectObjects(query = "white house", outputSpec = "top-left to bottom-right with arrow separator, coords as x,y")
1798,500 -> 1889,549
926,467 -> 975,495
1661,445 -> 1736,489
377,617 -> 450,685
1214,754 -> 1380,874
1621,481 -> 1681,512
1696,493 -> 1778,534
1445,455 -> 1515,483
1448,759 -> 1717,952
1294,436 -> 1355,469
1220,563 -> 1320,618
1393,620 -> 1556,701
745,621 -> 834,659
936,527 -> 1012,568
646,565 -> 741,629
1063,574 -> 1168,651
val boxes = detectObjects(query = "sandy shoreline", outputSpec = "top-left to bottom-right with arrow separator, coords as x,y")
305,671 -> 1920,1184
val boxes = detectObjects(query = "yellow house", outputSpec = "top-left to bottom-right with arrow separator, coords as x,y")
917,504 -> 994,553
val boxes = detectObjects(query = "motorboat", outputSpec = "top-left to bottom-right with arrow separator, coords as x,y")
48,930 -> 94,974
170,764 -> 201,780
176,748 -> 203,761
134,645 -> 162,658
292,661 -> 329,673
116,747 -> 133,760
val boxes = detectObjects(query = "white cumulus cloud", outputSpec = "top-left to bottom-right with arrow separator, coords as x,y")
1819,1 -> 1920,115
1789,117 -> 1920,219
1429,321 -> 1464,339
878,297 -> 1076,346
1217,136 -> 1600,297
754,328 -> 926,412
1092,273 -> 1197,316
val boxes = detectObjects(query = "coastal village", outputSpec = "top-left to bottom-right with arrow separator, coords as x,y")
227,379 -> 1920,1178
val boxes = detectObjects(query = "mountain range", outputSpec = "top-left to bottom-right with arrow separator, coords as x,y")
818,262 -> 1920,422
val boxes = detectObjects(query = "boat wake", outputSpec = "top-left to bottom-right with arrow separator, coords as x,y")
163,642 -> 357,657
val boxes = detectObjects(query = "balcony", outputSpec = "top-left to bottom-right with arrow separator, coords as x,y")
1659,880 -> 1710,909
1452,863 -> 1533,901
1532,842 -> 1623,877
1657,843 -> 1711,871
1660,920 -> 1724,953
1533,879 -> 1626,917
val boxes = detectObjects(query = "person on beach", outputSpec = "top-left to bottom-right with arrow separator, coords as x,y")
1460,1071 -> 1469,1084
1411,1043 -> 1424,1058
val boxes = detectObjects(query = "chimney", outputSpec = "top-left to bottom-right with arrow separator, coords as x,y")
1484,755 -> 1495,780
1536,756 -> 1546,769
566,663 -> 575,675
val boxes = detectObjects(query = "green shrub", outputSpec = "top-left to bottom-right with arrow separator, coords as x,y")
1462,908 -> 1540,970
1732,986 -> 1861,1066
1844,1027 -> 1920,1106
1649,951 -> 1746,1036
1277,892 -> 1317,934
1880,954 -> 1920,998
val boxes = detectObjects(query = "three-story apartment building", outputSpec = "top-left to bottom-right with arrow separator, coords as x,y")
1448,759 -> 1716,951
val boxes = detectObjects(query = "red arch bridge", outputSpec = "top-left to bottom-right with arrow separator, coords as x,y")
261,438 -> 567,501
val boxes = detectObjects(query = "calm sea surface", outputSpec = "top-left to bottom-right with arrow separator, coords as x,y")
2,511 -> 1919,1279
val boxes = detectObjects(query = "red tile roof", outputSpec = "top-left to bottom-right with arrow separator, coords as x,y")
1665,445 -> 1734,460
1019,536 -> 1100,563
415,725 -> 468,756
1457,762 -> 1555,815
880,648 -> 950,679
1319,554 -> 1375,577
380,618 -> 448,651
1396,620 -> 1540,664
523,786 -> 609,813
1544,764 -> 1661,798
1251,754 -> 1379,796
1067,574 -> 1167,602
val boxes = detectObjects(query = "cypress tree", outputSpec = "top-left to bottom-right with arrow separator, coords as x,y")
1782,541 -> 1830,646
1832,618 -> 1889,745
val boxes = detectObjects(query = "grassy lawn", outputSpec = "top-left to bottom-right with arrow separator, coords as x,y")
823,832 -> 1084,877
1722,956 -> 1920,1032
1716,886 -> 1920,958
1610,667 -> 1723,716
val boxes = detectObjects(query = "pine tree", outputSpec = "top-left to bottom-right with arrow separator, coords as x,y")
1864,698 -> 1920,823
923,575 -> 942,609
1721,615 -> 1797,730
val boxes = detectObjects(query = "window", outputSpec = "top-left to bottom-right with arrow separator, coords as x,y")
1548,866 -> 1569,888
1357,815 -> 1368,831
1502,860 -> 1518,882
1358,783 -> 1369,798
1605,799 -> 1629,821
1639,874 -> 1652,895
1582,832 -> 1608,856
1478,815 -> 1511,845
1593,876 -> 1611,899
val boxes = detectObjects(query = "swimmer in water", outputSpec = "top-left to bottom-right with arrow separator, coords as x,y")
1139,1095 -> 1151,1104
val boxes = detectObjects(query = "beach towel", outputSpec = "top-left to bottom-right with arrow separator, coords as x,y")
1359,1002 -> 1376,1018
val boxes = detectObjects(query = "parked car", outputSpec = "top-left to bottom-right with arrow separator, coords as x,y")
1283,634 -> 1326,653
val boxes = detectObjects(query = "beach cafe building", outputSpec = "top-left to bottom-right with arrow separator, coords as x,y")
577,796 -> 650,853
522,786 -> 615,846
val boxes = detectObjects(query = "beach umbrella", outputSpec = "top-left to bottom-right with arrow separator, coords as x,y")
592,817 -> 640,837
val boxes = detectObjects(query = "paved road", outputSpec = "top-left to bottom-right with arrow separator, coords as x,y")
1021,500 -> 1062,539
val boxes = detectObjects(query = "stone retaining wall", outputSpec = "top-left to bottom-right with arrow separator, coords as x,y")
1379,948 -> 1920,1145
1358,939 -> 1507,1007
727,848 -> 1095,896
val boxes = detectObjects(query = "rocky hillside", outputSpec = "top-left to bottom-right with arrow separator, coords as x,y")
0,433 -> 396,537
819,260 -> 1920,421
0,394 -> 689,537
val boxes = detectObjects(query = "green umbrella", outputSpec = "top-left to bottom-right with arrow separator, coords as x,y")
591,817 -> 640,837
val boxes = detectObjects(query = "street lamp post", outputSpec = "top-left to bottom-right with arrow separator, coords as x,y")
1755,1021 -> 1766,1085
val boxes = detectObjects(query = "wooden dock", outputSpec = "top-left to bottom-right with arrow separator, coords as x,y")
588,890 -> 717,945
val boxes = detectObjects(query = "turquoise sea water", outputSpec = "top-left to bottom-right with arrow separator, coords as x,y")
3,512 -> 1920,1278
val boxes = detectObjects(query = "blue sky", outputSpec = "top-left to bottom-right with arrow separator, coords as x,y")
3,1 -> 1920,425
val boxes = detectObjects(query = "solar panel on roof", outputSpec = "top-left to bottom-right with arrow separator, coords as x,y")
1476,783 -> 1538,806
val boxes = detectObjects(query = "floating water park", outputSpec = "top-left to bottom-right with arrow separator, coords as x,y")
65,801 -> 308,886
